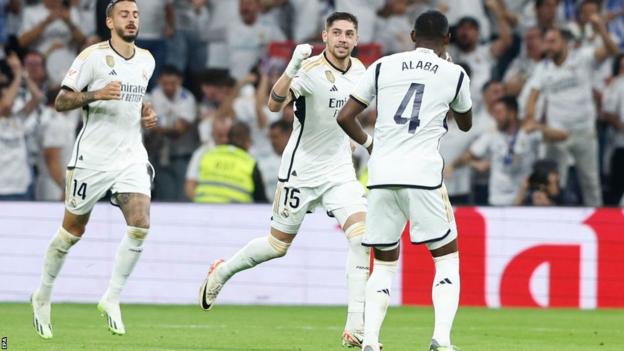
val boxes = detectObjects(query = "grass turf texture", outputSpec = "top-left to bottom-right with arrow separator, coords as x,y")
0,304 -> 622,351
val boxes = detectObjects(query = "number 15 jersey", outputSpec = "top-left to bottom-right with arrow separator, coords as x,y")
350,47 -> 472,189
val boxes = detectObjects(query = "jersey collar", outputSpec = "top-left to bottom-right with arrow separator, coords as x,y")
108,40 -> 136,61
322,51 -> 351,74
415,47 -> 436,55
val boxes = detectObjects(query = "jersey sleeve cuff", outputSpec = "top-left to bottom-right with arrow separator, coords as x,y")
451,105 -> 472,114
349,94 -> 369,108
61,84 -> 77,92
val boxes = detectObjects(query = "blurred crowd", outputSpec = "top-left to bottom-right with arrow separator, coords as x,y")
0,0 -> 623,207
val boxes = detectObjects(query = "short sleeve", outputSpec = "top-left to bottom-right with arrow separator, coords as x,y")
290,70 -> 314,99
350,60 -> 379,107
41,116 -> 67,149
178,90 -> 198,123
602,83 -> 620,114
526,63 -> 546,92
470,133 -> 491,159
186,145 -> 210,180
61,53 -> 93,92
450,68 -> 472,113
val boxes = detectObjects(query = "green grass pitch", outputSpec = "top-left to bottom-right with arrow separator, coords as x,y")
1,304 -> 622,350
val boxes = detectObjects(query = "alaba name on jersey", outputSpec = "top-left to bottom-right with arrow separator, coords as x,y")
61,40 -> 155,171
280,52 -> 366,187
350,47 -> 472,188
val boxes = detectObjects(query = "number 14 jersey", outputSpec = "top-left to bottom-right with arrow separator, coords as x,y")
350,47 -> 472,189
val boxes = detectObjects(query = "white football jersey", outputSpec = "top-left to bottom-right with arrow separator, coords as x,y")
61,41 -> 155,171
279,52 -> 366,187
351,47 -> 472,188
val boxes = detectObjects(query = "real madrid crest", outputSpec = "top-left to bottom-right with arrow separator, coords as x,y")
106,55 -> 115,68
325,70 -> 335,83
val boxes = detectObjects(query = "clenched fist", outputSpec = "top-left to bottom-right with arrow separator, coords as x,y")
142,102 -> 158,130
95,81 -> 122,101
285,44 -> 313,78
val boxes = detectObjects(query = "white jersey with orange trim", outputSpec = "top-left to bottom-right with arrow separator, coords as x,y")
350,47 -> 472,189
61,41 -> 155,171
279,52 -> 366,187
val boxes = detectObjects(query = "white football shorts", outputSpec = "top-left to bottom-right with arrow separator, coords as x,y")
364,184 -> 457,250
271,180 -> 367,234
64,162 -> 154,215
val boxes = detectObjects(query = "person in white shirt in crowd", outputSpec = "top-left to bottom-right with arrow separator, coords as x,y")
451,96 -> 567,206
197,70 -> 236,144
261,119 -> 292,201
437,0 -> 491,40
519,0 -> 564,35
18,0 -> 86,86
475,79 -> 506,133
525,23 -> 619,207
134,0 -> 175,89
375,0 -> 414,54
289,0 -> 321,42
204,0 -> 239,69
226,0 -> 285,80
35,88 -> 78,201
602,53 -> 624,206
0,53 -> 45,200
567,0 -> 620,94
334,0 -> 385,43
146,64 -> 198,202
448,0 -> 513,112
166,0 -> 210,76
184,116 -> 231,200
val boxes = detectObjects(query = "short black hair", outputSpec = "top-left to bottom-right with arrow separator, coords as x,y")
326,12 -> 358,30
612,53 -> 624,76
535,0 -> 557,9
200,69 -> 235,87
495,95 -> 519,114
106,0 -> 136,17
545,27 -> 575,42
414,10 -> 450,40
160,64 -> 183,78
228,121 -> 251,145
481,79 -> 502,93
455,16 -> 480,31
270,119 -> 292,134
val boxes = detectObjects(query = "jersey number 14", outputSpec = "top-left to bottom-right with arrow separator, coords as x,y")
394,83 -> 424,133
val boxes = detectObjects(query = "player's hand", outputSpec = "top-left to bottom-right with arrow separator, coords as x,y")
6,52 -> 22,74
95,81 -> 122,101
285,44 -> 313,77
142,102 -> 158,130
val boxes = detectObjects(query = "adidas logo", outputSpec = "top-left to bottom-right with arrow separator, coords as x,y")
435,278 -> 453,287
109,69 -> 117,76
291,170 -> 297,177
330,85 -> 338,92
79,155 -> 84,161
377,289 -> 390,296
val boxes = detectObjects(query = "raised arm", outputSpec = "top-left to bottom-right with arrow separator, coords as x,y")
487,0 -> 513,58
54,81 -> 121,112
524,88 -> 541,122
267,44 -> 312,112
591,13 -> 620,62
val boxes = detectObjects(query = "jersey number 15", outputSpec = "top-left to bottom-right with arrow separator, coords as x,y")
394,83 -> 424,134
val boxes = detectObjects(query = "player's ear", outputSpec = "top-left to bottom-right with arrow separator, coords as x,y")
322,30 -> 328,44
410,30 -> 416,44
106,16 -> 113,30
444,32 -> 451,46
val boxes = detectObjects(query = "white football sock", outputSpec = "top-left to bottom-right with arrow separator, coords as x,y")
431,252 -> 460,346
36,227 -> 81,302
344,222 -> 369,332
102,226 -> 148,303
217,235 -> 290,282
363,258 -> 398,347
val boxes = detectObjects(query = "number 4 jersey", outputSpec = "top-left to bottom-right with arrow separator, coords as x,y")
350,47 -> 472,189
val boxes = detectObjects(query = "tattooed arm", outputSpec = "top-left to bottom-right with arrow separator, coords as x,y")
54,80 -> 122,112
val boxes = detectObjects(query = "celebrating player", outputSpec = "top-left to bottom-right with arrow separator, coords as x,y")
199,12 -> 371,347
337,10 -> 472,351
30,0 -> 156,338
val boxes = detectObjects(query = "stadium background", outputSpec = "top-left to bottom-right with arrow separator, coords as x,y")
1,0 -> 624,350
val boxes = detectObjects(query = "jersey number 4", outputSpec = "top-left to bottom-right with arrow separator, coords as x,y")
394,83 -> 424,133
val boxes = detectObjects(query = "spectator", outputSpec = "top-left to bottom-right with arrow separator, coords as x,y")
146,64 -> 199,202
197,70 -> 236,144
167,0 -> 210,76
205,0 -> 239,69
226,0 -> 285,80
448,1 -> 513,111
475,79 -> 506,133
602,53 -> 624,205
514,159 -> 562,205
289,0 -> 321,42
261,119 -> 291,201
19,0 -> 86,86
135,0 -> 175,89
185,121 -> 267,203
525,24 -> 619,206
451,96 -> 567,206
375,0 -> 413,54
0,54 -> 44,200
334,0 -> 385,43
35,89 -> 77,201
438,0 -> 492,40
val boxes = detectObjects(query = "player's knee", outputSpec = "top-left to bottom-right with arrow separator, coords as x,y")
127,215 -> 150,229
345,221 -> 366,247
268,235 -> 291,257
127,226 -> 149,240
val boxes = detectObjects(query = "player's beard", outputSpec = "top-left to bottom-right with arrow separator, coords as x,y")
116,27 -> 138,43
